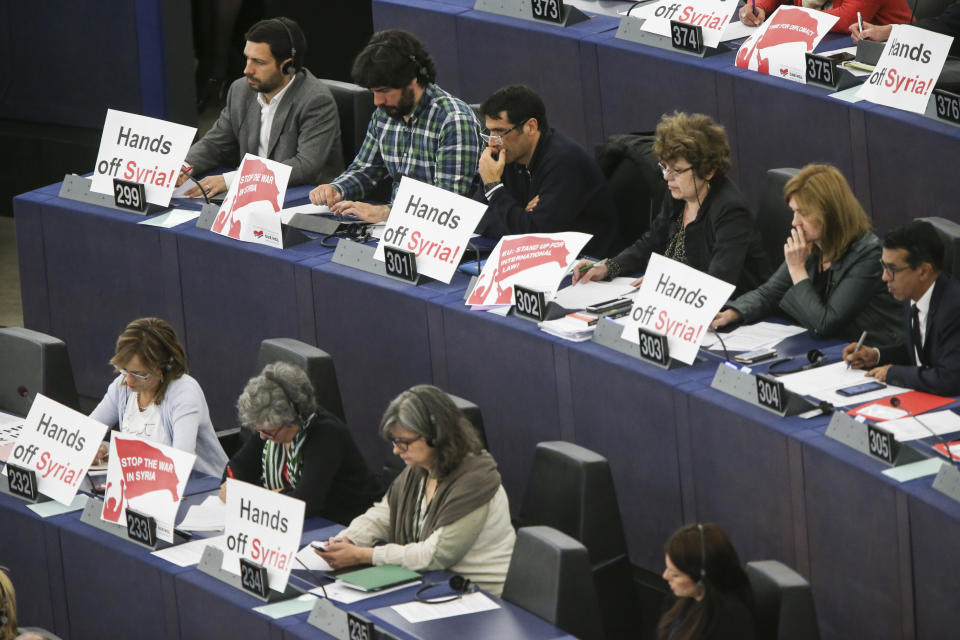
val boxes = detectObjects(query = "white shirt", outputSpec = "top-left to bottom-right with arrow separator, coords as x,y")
222,74 -> 297,188
121,393 -> 163,444
913,279 -> 935,360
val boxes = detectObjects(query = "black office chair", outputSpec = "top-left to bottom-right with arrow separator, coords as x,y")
746,560 -> 821,640
756,168 -> 799,272
595,132 -> 665,255
918,216 -> 960,278
913,0 -> 954,20
380,393 -> 488,487
501,526 -> 605,640
0,327 -> 78,416
517,441 -> 635,640
321,78 -> 392,203
218,338 -> 345,457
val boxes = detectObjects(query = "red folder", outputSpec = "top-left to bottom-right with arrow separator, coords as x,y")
848,390 -> 954,420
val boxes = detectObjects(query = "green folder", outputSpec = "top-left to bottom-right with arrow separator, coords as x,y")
335,564 -> 422,592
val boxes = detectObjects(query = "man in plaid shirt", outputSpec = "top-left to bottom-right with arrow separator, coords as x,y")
309,29 -> 481,222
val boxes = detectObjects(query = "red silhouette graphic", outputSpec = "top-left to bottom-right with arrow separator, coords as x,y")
101,439 -> 182,523
468,235 -> 572,305
736,7 -> 820,74
213,158 -> 282,238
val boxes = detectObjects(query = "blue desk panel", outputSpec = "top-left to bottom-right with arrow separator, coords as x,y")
455,9 -> 620,147
12,184 -> 64,334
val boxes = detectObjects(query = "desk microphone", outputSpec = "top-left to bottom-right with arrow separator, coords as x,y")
182,172 -> 211,205
709,328 -> 734,365
889,397 -> 959,468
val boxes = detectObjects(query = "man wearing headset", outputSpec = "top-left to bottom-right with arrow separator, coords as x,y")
177,17 -> 344,198
308,29 -> 481,223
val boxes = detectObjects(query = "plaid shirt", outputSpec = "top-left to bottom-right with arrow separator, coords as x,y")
330,83 -> 481,201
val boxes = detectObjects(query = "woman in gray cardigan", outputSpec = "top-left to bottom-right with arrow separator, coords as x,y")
712,164 -> 901,344
90,317 -> 228,477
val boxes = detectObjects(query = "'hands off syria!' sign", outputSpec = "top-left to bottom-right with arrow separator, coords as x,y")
619,253 -> 734,365
857,25 -> 953,114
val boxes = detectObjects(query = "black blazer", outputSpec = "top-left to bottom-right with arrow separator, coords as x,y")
880,273 -> 960,396
610,176 -> 771,296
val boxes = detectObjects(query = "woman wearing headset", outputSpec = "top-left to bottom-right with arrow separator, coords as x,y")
712,164 -> 901,343
658,523 -> 756,640
574,111 -> 771,296
220,362 -> 381,522
90,317 -> 228,477
315,385 -> 516,596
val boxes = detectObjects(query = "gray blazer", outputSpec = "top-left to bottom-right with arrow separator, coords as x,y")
727,231 -> 902,344
185,69 -> 344,186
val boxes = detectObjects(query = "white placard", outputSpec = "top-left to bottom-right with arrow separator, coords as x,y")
99,433 -> 195,543
619,253 -> 735,364
211,154 -> 291,248
373,176 -> 486,284
857,25 -> 953,114
90,109 -> 197,206
466,232 -> 592,306
222,479 -> 305,593
3,394 -> 108,505
639,0 -> 738,48
735,6 -> 837,83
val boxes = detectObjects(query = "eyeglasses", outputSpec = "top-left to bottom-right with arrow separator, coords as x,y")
657,162 -> 694,179
117,368 -> 152,381
480,118 -> 530,146
879,260 -> 912,277
390,435 -> 424,452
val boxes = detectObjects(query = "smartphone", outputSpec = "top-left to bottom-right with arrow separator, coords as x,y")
733,348 -> 777,364
828,52 -> 856,62
837,380 -> 887,396
310,540 -> 327,551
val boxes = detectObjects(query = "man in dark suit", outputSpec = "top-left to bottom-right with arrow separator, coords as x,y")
177,17 -> 343,197
843,221 -> 960,395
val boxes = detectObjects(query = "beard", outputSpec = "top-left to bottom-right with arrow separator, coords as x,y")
248,71 -> 284,95
380,85 -> 416,121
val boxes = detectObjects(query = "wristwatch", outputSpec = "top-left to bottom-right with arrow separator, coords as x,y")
483,181 -> 504,200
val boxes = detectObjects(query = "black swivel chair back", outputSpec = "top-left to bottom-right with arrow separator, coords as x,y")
918,216 -> 960,278
757,168 -> 800,272
380,393 -> 487,487
518,441 -> 634,639
0,327 -> 78,416
913,0 -> 954,19
746,560 -> 821,640
321,78 -> 392,203
256,338 -> 345,421
501,526 -> 605,640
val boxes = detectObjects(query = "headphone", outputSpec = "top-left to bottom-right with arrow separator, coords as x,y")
696,523 -> 707,588
408,388 -> 438,447
367,40 -> 430,84
264,369 -> 311,426
767,348 -> 825,376
272,17 -> 297,75
414,575 -> 475,604
132,321 -> 184,373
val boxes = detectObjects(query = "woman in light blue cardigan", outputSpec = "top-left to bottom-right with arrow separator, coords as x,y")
89,318 -> 227,477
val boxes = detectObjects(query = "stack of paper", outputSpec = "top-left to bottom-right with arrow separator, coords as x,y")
552,277 -> 637,310
701,322 -> 807,352
879,410 -> 960,442
778,362 -> 907,406
539,315 -> 596,342
177,495 -> 226,531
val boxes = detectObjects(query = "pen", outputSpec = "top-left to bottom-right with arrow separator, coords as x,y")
848,330 -> 867,369
857,11 -> 863,35
579,263 -> 596,273
226,465 -> 234,479
752,0 -> 757,16
181,164 -> 194,174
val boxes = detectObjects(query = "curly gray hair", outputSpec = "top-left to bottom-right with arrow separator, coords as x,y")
236,362 -> 317,429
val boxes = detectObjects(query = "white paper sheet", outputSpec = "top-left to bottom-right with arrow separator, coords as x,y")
552,277 -> 637,310
177,494 -> 226,531
701,322 -> 807,352
310,579 -> 418,604
390,592 -> 499,623
879,410 -> 960,442
138,209 -> 201,228
26,493 -> 88,518
778,362 -> 908,406
721,21 -> 758,42
295,542 -> 332,572
151,534 -> 226,567
253,593 -> 318,619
